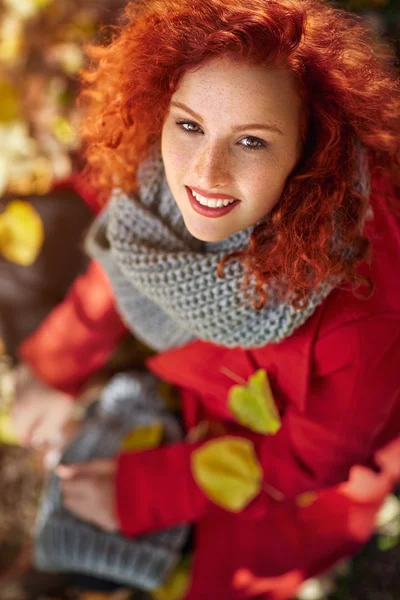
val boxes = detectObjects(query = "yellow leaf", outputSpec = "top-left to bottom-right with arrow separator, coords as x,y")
296,492 -> 317,507
4,0 -> 53,19
228,369 -> 281,435
52,116 -> 76,145
152,557 -> 192,600
33,0 -> 54,9
58,44 -> 84,75
191,436 -> 263,512
0,200 -> 44,266
0,408 -> 18,445
0,17 -> 24,65
121,421 -> 163,452
0,81 -> 20,122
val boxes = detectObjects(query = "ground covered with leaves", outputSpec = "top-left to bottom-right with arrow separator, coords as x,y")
0,442 -> 399,600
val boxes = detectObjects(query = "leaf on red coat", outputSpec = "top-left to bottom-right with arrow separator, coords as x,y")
228,369 -> 281,435
191,436 -> 263,512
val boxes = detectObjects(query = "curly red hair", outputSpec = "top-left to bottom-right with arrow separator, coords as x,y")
78,0 -> 399,307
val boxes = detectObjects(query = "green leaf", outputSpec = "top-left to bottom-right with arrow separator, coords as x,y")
228,369 -> 281,435
377,534 -> 400,552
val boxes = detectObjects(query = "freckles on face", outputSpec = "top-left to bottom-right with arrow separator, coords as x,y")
161,55 -> 303,242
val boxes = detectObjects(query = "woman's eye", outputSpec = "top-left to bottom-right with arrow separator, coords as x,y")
174,122 -> 267,151
239,136 -> 268,151
176,120 -> 202,133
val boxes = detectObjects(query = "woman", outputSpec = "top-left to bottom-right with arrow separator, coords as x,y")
13,0 -> 400,598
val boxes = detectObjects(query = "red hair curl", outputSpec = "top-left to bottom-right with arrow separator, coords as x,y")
78,0 -> 399,308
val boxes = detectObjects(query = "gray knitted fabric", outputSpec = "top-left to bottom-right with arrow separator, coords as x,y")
86,145 -> 346,351
35,372 -> 188,590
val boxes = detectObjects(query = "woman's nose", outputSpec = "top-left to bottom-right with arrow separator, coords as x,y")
193,142 -> 231,190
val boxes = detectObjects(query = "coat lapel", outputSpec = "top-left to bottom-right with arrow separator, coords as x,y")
148,303 -> 325,419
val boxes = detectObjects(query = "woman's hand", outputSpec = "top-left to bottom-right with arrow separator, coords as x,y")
12,363 -> 77,448
56,459 -> 119,532
12,364 -> 103,455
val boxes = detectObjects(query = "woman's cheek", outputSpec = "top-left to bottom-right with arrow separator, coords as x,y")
162,131 -> 189,173
171,145 -> 191,177
250,168 -> 286,213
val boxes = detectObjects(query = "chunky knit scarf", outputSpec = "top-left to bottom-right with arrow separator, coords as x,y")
86,145 -> 370,351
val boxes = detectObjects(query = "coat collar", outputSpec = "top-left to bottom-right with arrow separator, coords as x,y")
148,302 -> 326,417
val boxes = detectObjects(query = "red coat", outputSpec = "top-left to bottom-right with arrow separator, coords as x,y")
20,175 -> 400,599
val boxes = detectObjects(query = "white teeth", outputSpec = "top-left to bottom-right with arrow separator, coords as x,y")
190,189 -> 236,208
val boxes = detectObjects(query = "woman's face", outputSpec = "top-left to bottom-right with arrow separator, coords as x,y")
161,55 -> 303,242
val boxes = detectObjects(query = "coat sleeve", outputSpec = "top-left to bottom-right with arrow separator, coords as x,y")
18,260 -> 128,396
115,314 -> 400,536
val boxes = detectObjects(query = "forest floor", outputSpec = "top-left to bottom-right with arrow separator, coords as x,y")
0,444 -> 399,600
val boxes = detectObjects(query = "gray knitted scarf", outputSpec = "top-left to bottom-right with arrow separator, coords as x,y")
86,145 -> 370,351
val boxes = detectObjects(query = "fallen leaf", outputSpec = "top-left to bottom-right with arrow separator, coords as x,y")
0,17 -> 24,65
0,407 -> 18,445
51,115 -> 76,145
5,0 -> 54,20
191,436 -> 263,512
0,80 -> 20,122
0,200 -> 44,265
377,534 -> 400,552
121,421 -> 163,451
228,369 -> 281,435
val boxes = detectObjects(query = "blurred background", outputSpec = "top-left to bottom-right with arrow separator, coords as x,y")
0,0 -> 399,599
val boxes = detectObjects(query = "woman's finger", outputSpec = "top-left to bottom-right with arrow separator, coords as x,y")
59,471 -> 118,532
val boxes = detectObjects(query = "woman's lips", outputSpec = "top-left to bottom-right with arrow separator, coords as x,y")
189,185 -> 238,200
186,186 -> 240,218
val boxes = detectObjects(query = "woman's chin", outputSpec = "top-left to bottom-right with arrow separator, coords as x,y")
183,218 -> 233,243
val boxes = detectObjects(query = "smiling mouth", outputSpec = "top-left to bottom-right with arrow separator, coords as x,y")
186,186 -> 240,218
190,189 -> 236,208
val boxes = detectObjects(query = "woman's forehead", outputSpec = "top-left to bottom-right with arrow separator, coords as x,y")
171,56 -> 302,133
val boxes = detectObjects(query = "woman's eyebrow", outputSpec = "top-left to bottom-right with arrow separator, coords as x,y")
170,100 -> 283,135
